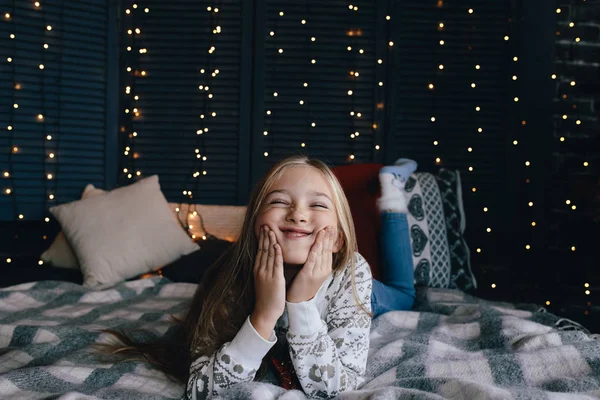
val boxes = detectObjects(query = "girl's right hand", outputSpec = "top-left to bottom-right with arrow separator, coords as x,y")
250,226 -> 286,340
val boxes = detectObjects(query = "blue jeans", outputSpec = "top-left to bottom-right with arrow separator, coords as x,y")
371,212 -> 415,318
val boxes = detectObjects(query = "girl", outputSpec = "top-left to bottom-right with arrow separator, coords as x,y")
103,155 -> 415,399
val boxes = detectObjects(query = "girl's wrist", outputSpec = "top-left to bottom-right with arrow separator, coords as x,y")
250,312 -> 276,340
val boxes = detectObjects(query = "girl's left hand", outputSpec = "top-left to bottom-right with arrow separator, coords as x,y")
286,226 -> 335,303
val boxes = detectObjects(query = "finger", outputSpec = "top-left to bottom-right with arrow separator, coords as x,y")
273,243 -> 284,278
266,230 -> 276,275
254,227 -> 264,275
259,226 -> 269,271
305,230 -> 324,275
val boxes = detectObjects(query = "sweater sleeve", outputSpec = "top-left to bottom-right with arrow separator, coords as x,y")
285,253 -> 373,399
186,316 -> 276,400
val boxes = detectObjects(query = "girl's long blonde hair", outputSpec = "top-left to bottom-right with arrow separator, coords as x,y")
101,155 -> 363,381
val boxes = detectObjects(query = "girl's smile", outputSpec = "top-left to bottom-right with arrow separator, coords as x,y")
254,165 -> 342,268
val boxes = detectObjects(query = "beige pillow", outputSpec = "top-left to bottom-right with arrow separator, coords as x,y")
41,184 -> 106,268
49,175 -> 199,288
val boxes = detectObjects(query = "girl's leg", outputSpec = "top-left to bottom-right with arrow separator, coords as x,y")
371,159 -> 417,318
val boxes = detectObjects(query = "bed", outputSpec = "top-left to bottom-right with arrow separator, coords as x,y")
1,277 -> 599,399
2,168 -> 599,399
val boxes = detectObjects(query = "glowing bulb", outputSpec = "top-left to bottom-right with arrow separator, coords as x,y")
49,194 -> 54,200
388,41 -> 394,47
571,246 -> 576,252
439,22 -> 444,28
583,161 -> 588,167
471,83 -> 476,88
301,19 -> 306,24
512,75 -> 517,80
486,228 -> 491,233
46,135 -> 52,140
311,59 -> 316,64
4,13 -> 10,19
37,114 -> 44,120
6,258 -> 11,263
514,97 -> 519,102
263,131 -> 268,136
377,59 -> 383,64
439,40 -> 445,45
491,283 -> 496,288
438,64 -> 444,70
273,92 -> 278,97
49,153 -> 54,158
311,37 -> 316,41
47,173 -> 53,180
468,8 -> 473,13
46,25 -> 52,31
504,35 -> 509,41
513,56 -> 518,62
433,141 -> 438,145
483,207 -> 488,212
10,34 -> 15,39
428,83 -> 434,89
375,145 -> 380,150
7,57 -> 12,62
347,90 -> 353,95
475,106 -> 481,111
532,222 -> 536,227
5,189 -> 11,194
278,48 -> 283,53
556,8 -> 561,13
467,147 -> 473,152
39,64 -> 45,69
526,245 -> 531,250
431,117 -> 436,122
575,37 -> 580,42
386,15 -> 390,20
264,152 -> 269,157
379,81 -> 383,86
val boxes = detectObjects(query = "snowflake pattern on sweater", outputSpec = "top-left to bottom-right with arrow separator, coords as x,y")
186,252 -> 372,399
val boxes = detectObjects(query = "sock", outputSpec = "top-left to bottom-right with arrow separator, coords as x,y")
377,158 -> 417,213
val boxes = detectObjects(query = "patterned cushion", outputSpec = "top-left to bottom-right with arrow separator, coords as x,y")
405,169 -> 476,291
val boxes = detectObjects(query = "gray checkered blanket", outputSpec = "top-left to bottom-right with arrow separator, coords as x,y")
1,278 -> 599,399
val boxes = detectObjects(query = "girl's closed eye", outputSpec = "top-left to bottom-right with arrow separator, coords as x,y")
312,203 -> 328,209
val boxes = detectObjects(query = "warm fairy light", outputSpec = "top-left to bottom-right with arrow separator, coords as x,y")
431,117 -> 436,122
18,214 -> 24,219
491,283 -> 496,288
46,25 -> 52,31
438,64 -> 444,70
483,207 -> 488,212
439,40 -> 445,45
513,56 -> 518,62
37,114 -> 44,120
525,245 -> 531,250
486,228 -> 491,233
433,141 -> 439,146
504,35 -> 509,41
528,201 -> 534,207
428,83 -> 434,89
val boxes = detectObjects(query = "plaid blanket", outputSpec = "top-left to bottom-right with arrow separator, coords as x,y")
1,278 -> 599,399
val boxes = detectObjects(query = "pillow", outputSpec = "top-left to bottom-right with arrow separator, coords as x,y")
404,169 -> 476,291
332,164 -> 384,280
41,184 -> 106,268
159,238 -> 233,283
49,175 -> 199,288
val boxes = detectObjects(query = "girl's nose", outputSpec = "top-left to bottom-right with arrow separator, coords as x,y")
286,206 -> 307,223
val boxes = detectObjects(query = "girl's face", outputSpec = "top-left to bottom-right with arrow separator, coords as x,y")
254,165 -> 342,281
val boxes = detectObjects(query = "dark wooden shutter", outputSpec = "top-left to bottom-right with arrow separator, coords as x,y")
118,0 -> 251,205
389,1 -> 516,265
0,0 -> 111,220
250,0 -> 389,181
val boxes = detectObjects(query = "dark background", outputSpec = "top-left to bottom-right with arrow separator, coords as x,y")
0,0 -> 598,326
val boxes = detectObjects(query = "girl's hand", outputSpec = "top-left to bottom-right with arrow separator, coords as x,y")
250,226 -> 286,339
286,226 -> 335,303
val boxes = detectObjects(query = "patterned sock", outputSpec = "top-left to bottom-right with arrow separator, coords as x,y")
377,158 -> 417,213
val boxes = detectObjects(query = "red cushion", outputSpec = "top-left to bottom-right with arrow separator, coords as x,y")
333,164 -> 383,280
